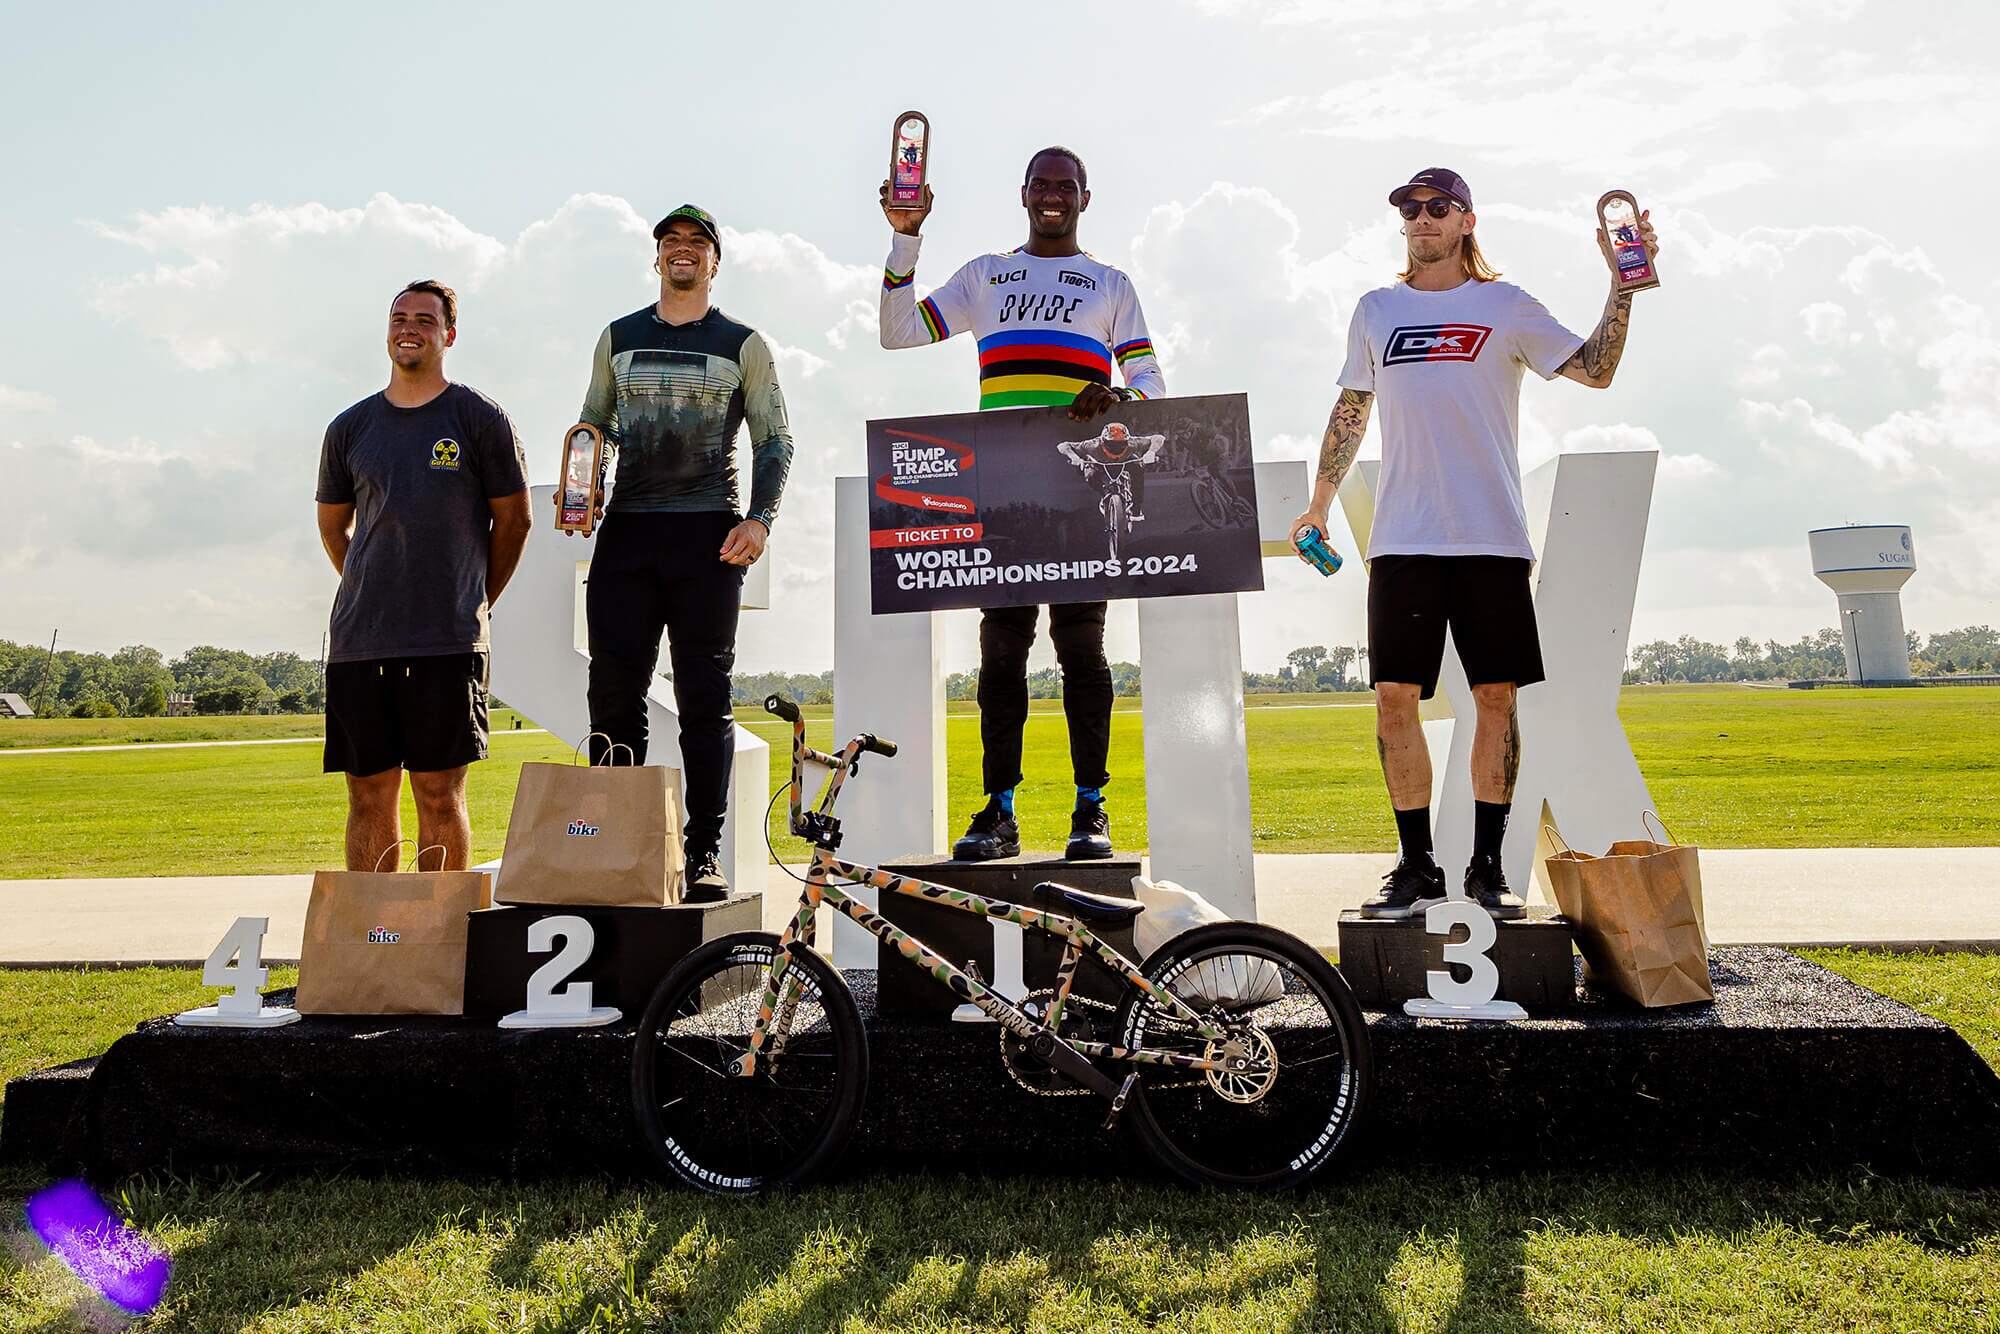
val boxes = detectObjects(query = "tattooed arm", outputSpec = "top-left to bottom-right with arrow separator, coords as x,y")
1286,387 -> 1373,560
1558,287 -> 1634,389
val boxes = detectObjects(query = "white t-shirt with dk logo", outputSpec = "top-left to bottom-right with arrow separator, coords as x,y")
1338,279 -> 1582,561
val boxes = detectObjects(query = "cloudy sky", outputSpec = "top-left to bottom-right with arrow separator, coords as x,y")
2,1 -> 1994,674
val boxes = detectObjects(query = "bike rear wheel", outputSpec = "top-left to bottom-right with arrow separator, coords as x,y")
1115,922 -> 1370,1189
1190,478 -> 1228,529
630,931 -> 867,1194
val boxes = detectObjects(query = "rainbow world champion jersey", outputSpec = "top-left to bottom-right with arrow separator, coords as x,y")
879,232 -> 1166,411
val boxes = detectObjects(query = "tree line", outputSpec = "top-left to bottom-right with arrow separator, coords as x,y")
5,626 -> 1993,718
1624,626 -> 1997,684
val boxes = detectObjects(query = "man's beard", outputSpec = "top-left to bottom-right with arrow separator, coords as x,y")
1407,236 -> 1457,265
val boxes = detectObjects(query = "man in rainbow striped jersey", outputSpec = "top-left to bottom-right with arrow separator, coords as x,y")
878,146 -> 1166,863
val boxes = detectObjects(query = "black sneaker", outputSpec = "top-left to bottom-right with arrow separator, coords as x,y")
1360,856 -> 1446,920
1065,799 -> 1113,861
952,800 -> 1020,862
1464,855 -> 1526,919
682,851 -> 729,904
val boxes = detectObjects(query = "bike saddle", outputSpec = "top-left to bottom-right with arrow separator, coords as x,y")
1033,881 -> 1145,924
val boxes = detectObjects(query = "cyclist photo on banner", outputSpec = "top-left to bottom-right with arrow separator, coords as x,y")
1056,422 -> 1167,561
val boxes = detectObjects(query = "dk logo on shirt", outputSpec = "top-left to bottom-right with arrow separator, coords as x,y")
429,438 -> 462,470
1383,324 -> 1493,367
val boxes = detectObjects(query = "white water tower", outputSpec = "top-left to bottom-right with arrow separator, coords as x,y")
1809,524 -> 1916,682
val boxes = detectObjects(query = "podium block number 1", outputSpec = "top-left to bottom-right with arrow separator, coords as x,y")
175,916 -> 301,1028
498,915 -> 622,1029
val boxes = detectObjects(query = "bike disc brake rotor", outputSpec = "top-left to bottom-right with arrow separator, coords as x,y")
1202,1026 -> 1279,1104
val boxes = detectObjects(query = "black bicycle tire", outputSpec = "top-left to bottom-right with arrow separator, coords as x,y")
1107,491 -> 1124,561
630,931 -> 868,1194
1115,921 -> 1371,1189
1190,478 -> 1228,529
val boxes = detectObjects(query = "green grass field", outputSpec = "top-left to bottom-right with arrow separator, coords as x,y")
2,951 -> 1995,1331
3,684 -> 2000,880
1,686 -> 1995,878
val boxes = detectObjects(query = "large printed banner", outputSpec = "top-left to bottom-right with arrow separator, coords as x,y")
867,393 -> 1263,614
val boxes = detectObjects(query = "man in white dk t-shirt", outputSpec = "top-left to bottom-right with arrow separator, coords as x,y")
1287,166 -> 1659,920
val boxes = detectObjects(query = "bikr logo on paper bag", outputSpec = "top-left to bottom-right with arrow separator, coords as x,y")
366,926 -> 401,944
567,820 -> 600,837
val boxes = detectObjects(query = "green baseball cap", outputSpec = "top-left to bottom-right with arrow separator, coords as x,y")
653,204 -> 722,256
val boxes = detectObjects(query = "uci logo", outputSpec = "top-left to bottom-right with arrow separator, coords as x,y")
429,438 -> 462,470
567,820 -> 599,837
366,926 -> 401,944
1382,323 -> 1494,366
987,268 -> 1028,287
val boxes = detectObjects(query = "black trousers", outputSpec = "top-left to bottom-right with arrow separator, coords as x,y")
977,601 -> 1112,795
585,511 -> 744,859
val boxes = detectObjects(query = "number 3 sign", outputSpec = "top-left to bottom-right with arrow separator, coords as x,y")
1403,900 -> 1528,1021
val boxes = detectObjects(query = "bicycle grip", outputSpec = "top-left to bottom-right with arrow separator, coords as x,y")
861,733 -> 898,758
764,694 -> 801,723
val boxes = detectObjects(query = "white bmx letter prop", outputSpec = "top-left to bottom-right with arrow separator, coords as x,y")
1341,446 -> 1660,1020
175,916 -> 301,1028
489,484 -> 771,896
497,914 -> 621,1028
827,463 -> 1311,972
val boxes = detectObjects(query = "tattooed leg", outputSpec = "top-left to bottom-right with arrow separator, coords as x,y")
1375,683 -> 1432,809
1469,683 -> 1518,804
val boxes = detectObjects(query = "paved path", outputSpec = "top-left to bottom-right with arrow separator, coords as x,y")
3,848 -> 1993,965
0,729 -> 550,758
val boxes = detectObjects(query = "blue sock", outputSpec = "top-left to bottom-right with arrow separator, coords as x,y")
993,788 -> 1015,814
1076,785 -> 1103,807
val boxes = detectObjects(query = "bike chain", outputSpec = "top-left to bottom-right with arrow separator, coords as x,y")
998,989 -> 1210,1097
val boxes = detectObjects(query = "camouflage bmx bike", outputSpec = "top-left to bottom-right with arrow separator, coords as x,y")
629,694 -> 1370,1193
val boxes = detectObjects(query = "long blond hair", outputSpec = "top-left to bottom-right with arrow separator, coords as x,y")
1399,232 -> 1501,283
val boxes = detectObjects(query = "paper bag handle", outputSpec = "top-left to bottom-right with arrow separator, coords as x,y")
570,732 -> 636,767
1540,823 -> 1573,856
1641,810 -> 1675,846
372,839 -> 416,873
371,840 -> 452,872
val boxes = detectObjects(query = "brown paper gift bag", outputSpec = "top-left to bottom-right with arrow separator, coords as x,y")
497,736 -> 685,906
1542,815 -> 1713,1008
296,843 -> 492,1015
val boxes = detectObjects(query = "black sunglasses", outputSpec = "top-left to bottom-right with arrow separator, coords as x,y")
1398,198 -> 1463,220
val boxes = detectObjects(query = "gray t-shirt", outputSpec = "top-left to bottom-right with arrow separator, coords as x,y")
315,384 -> 529,663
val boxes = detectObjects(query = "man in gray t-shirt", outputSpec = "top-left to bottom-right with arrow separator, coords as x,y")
315,279 -> 532,871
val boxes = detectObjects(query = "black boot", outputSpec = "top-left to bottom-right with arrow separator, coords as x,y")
1065,798 -> 1113,861
682,849 -> 729,904
1359,855 -> 1446,920
952,798 -> 1020,862
1464,854 -> 1526,920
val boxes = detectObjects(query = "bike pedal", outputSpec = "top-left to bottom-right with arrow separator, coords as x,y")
1101,1073 -> 1139,1130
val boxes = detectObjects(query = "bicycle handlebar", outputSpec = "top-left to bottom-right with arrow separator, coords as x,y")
764,694 -> 801,724
860,733 -> 898,758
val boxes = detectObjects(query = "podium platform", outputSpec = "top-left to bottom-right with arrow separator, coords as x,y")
5,949 -> 1997,1184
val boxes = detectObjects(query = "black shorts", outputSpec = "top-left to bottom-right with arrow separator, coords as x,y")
323,652 -> 490,776
1367,555 -> 1544,700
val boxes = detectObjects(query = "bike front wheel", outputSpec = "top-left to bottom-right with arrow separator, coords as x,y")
1106,491 -> 1124,561
1115,922 -> 1370,1189
630,931 -> 868,1194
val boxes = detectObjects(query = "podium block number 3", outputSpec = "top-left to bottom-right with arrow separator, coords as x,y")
1426,901 -> 1499,1006
499,915 -> 623,1029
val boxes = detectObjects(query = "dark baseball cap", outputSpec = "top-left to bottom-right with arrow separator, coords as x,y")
1388,168 -> 1473,211
653,204 -> 722,256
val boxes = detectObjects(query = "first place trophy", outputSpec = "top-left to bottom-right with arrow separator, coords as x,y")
888,110 -> 931,209
556,422 -> 607,536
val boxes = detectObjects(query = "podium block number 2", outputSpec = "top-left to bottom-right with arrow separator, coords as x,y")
499,915 -> 622,1029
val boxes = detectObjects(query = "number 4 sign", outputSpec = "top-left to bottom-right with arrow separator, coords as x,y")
175,916 -> 301,1028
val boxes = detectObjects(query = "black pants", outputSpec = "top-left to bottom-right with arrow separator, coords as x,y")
977,602 -> 1111,795
585,511 -> 744,859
